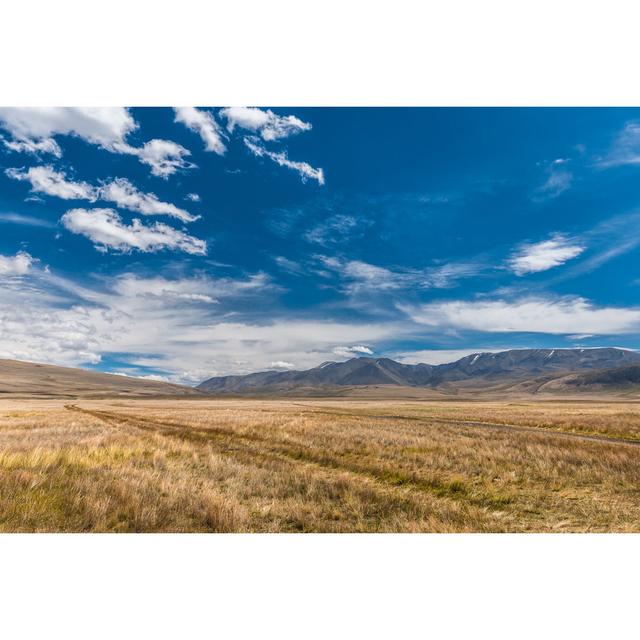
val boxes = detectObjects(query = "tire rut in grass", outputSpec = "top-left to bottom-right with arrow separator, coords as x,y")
64,405 -> 507,520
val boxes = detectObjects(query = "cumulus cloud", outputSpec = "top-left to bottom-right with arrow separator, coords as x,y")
244,137 -> 324,185
220,107 -> 312,141
6,165 -> 96,200
6,167 -> 197,222
332,345 -> 373,358
401,297 -> 640,335
135,139 -> 194,178
0,107 -> 137,152
533,159 -> 572,200
0,251 -> 33,276
174,107 -> 226,155
186,193 -> 201,202
61,208 -> 206,255
0,108 -> 192,178
508,235 -> 585,275
269,361 -> 296,370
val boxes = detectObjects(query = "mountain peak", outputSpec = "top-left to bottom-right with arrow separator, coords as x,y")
198,347 -> 640,395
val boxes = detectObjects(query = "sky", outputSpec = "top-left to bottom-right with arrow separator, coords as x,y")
2,107 -> 640,384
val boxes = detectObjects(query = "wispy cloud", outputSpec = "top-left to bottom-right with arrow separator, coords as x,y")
393,348 -> 502,365
0,212 -> 55,228
318,256 -> 483,295
401,296 -> 640,335
597,121 -> 640,168
112,272 -> 270,303
305,215 -> 358,246
244,137 -> 324,185
533,158 -> 572,201
0,262 -> 403,380
99,178 -> 199,222
61,208 -> 207,255
273,256 -> 305,275
7,166 -> 198,222
508,234 -> 585,275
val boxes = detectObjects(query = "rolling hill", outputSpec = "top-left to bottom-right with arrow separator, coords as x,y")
0,359 -> 200,398
198,348 -> 640,396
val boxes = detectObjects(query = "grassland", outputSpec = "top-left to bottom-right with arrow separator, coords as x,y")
1,398 -> 639,532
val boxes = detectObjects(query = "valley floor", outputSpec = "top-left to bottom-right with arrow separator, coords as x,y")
1,398 -> 640,532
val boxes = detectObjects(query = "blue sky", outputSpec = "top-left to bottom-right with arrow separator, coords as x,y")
2,107 -> 640,383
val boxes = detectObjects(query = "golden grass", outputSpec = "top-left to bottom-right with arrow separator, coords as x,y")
0,398 -> 639,532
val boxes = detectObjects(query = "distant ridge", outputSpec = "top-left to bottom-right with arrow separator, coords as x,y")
0,359 -> 200,398
198,348 -> 640,395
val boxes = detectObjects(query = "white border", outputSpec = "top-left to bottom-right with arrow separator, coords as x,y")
2,2 -> 639,637
1,533 -> 638,639
3,1 -> 640,105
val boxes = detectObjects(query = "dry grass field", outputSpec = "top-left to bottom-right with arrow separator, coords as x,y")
1,397 -> 640,532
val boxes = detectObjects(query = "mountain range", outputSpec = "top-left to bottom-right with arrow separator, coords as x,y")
197,348 -> 640,396
3,347 -> 640,399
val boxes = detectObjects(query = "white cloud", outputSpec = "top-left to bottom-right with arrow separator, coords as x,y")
6,167 -> 197,222
2,136 -> 62,157
402,297 -> 640,335
111,273 -> 269,303
332,345 -> 373,358
61,208 -> 207,255
305,215 -> 357,245
0,213 -> 54,228
533,158 -> 572,200
0,262 -> 403,379
318,256 -> 481,294
135,139 -> 194,178
98,178 -> 198,222
0,251 -> 33,276
174,107 -> 226,155
598,122 -> 640,167
508,235 -> 585,275
0,107 -> 137,152
274,256 -> 304,275
269,361 -> 296,370
0,108 -> 192,178
220,107 -> 312,141
244,138 -> 324,185
6,165 -> 96,200
393,348 -> 502,365
186,193 -> 201,202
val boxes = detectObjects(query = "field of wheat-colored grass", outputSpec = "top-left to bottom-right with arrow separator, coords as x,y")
1,398 -> 639,532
